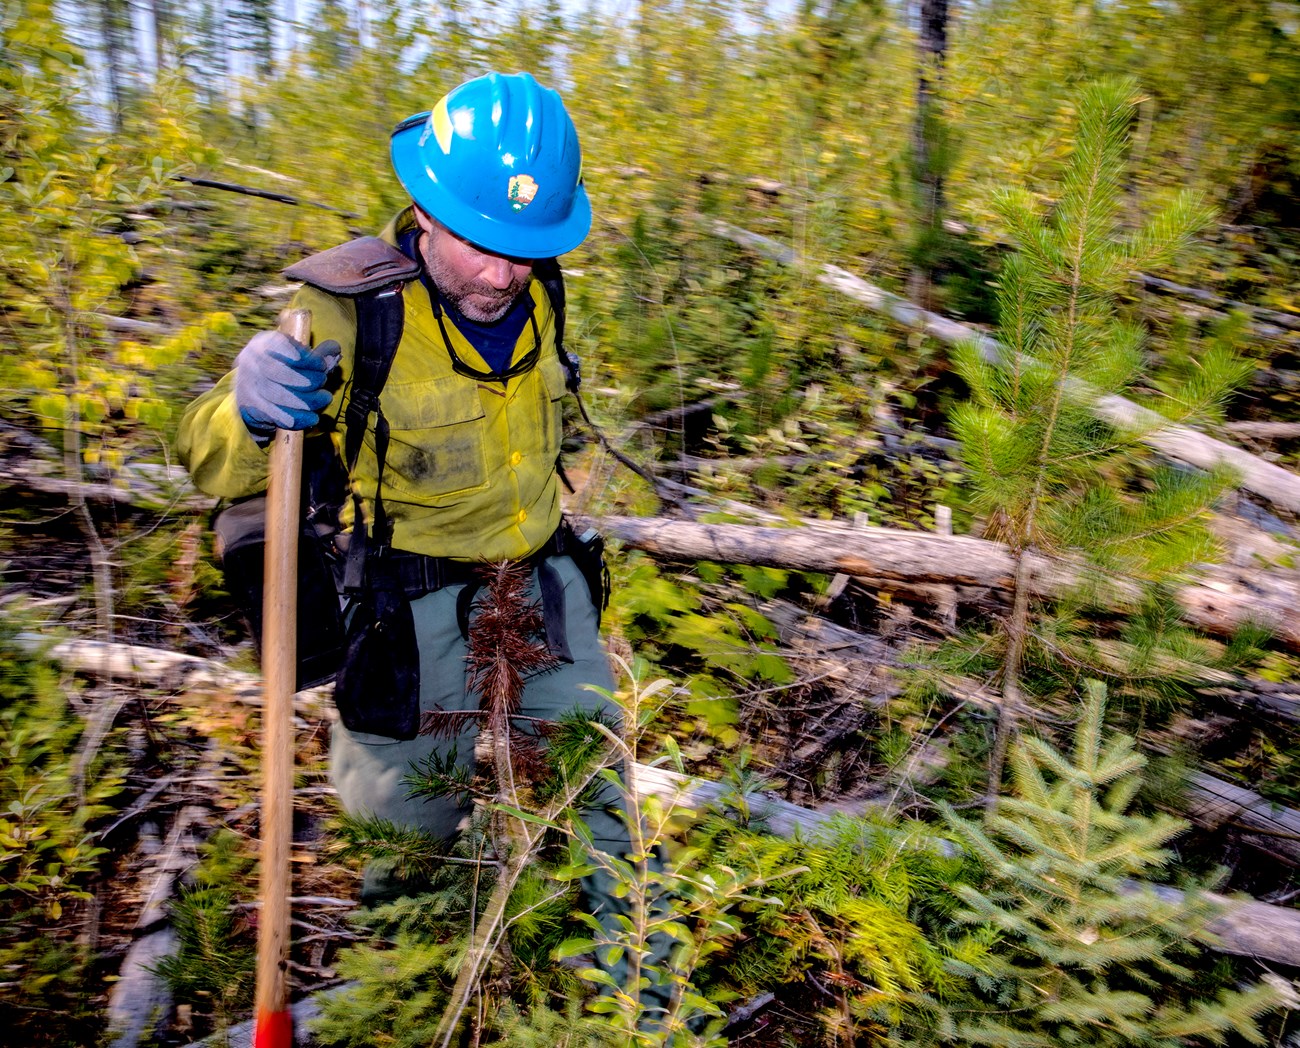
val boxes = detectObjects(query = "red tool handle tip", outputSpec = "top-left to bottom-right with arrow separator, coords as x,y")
254,1008 -> 294,1048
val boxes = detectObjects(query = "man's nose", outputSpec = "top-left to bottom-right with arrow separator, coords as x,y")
481,254 -> 517,290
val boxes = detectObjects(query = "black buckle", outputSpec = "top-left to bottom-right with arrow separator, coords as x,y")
419,555 -> 442,594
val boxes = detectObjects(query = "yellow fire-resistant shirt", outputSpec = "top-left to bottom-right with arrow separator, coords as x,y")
177,212 -> 566,562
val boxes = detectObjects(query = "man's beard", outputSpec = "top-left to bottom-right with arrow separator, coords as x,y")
422,241 -> 530,324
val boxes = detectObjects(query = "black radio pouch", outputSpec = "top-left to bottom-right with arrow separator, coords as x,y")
332,566 -> 421,739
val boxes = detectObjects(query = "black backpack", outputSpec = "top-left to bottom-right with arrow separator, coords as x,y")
213,238 -> 576,692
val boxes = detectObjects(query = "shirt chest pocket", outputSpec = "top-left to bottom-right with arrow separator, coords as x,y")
378,379 -> 489,500
534,352 -> 567,455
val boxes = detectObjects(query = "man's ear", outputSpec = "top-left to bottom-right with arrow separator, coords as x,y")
412,205 -> 436,235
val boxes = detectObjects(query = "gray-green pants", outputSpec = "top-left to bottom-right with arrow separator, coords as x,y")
331,553 -> 671,1006
330,552 -> 623,854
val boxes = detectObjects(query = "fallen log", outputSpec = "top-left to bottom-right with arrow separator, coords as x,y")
0,455 -> 214,512
755,597 -> 1300,867
709,219 -> 1300,515
1223,422 -> 1300,441
106,803 -> 207,1048
17,634 -> 333,721
1187,772 -> 1300,866
1138,274 -> 1300,333
579,515 -> 1300,651
46,630 -> 1300,871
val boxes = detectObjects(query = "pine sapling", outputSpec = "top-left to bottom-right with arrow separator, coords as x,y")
941,681 -> 1280,1046
947,77 -> 1245,806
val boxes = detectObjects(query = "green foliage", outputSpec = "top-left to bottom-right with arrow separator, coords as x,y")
1,9 -> 228,465
330,811 -> 458,887
545,661 -> 803,1045
312,935 -> 459,1048
691,811 -> 987,1044
0,618 -> 122,1044
5,1 -> 1300,1043
941,682 -> 1281,1046
952,77 -> 1227,564
151,885 -> 256,1027
917,79 -> 1257,788
610,553 -> 794,752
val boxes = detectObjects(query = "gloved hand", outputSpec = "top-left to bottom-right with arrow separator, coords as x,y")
233,331 -> 342,441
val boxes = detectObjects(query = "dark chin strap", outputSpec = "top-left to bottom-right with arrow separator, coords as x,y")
405,224 -> 541,385
422,271 -> 543,384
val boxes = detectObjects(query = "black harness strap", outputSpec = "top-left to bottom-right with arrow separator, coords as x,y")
341,283 -> 406,592
534,256 -> 580,393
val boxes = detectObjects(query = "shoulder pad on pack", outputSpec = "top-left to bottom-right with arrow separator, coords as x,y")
282,237 -> 421,295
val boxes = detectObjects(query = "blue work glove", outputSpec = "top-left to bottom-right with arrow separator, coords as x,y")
233,331 -> 342,441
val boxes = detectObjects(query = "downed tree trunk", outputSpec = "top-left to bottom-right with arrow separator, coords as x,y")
1138,273 -> 1300,334
107,801 -> 208,1048
758,596 -> 1300,866
579,515 -> 1300,651
1187,772 -> 1300,866
19,634 -> 334,720
708,219 -> 1300,515
39,626 -> 1300,865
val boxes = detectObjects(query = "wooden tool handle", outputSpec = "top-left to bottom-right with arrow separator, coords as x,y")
254,307 -> 311,1048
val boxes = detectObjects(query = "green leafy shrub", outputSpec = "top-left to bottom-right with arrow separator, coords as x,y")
0,619 -> 122,1044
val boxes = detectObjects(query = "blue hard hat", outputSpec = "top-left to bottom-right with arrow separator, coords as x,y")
390,71 -> 592,259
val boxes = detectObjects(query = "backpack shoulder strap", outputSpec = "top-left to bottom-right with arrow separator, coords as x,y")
339,285 -> 406,586
533,256 -> 580,393
344,288 -> 404,472
283,236 -> 420,295
284,238 -> 413,587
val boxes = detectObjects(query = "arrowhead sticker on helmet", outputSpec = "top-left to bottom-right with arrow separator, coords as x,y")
390,71 -> 592,259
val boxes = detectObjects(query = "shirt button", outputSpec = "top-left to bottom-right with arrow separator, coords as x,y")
517,509 -> 528,523
510,450 -> 522,466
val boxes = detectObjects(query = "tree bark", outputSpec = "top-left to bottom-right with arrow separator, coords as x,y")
1185,772 -> 1300,865
577,514 -> 1300,651
907,0 -> 950,308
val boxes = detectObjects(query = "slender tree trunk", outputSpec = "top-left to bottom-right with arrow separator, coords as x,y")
986,552 -> 1033,815
149,0 -> 168,72
96,0 -> 132,129
57,265 -> 123,805
906,0 -> 949,309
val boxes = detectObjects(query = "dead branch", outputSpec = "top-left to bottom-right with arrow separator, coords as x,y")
172,174 -> 360,218
708,219 -> 1300,514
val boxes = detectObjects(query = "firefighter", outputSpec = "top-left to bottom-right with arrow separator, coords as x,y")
178,71 -> 623,904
